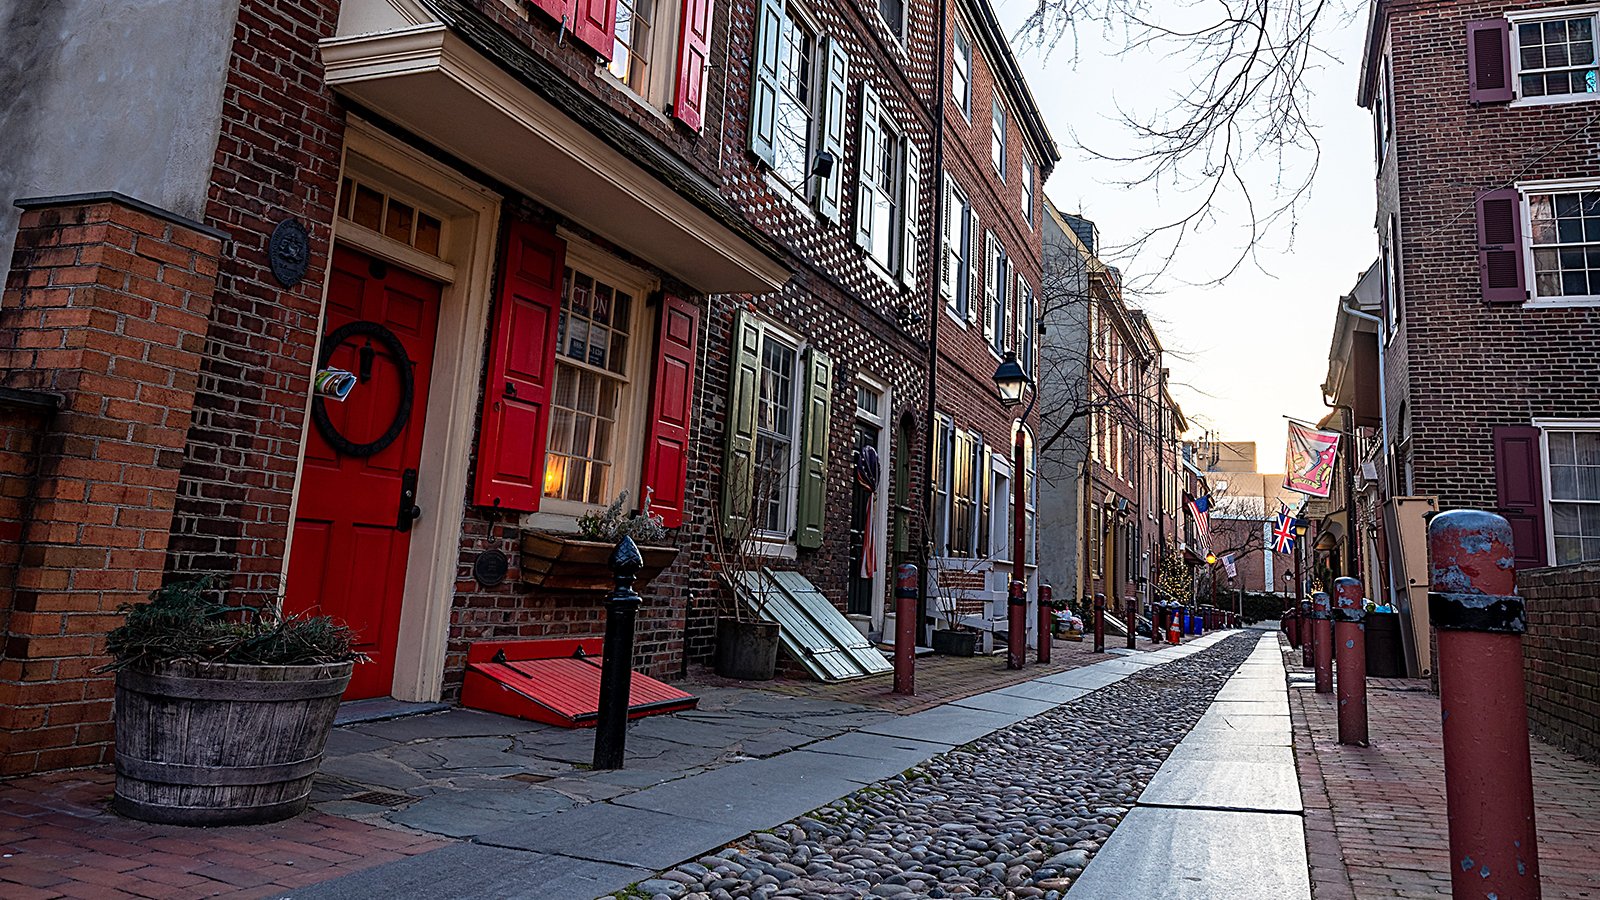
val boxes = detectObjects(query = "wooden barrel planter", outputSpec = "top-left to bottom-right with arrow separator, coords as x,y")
113,659 -> 353,826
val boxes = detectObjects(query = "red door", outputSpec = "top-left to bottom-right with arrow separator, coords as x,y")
286,246 -> 442,700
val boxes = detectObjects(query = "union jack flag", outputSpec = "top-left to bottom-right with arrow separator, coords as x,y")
1272,502 -> 1297,554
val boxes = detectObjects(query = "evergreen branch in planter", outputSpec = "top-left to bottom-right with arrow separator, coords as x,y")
102,576 -> 365,671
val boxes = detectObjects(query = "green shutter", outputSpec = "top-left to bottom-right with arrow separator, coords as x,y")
748,0 -> 783,165
795,345 -> 832,550
721,310 -> 762,538
817,36 -> 849,222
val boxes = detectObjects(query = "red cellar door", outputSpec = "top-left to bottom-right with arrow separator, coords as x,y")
286,246 -> 443,700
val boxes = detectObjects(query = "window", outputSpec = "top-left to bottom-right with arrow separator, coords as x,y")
878,0 -> 904,42
337,177 -> 444,257
753,333 -> 801,537
987,234 -> 1008,355
1021,155 -> 1035,226
544,264 -> 642,507
869,120 -> 903,270
948,430 -> 983,557
934,418 -> 952,554
609,0 -> 658,92
991,96 -> 1007,178
1548,429 -> 1600,563
1528,187 -> 1600,299
773,8 -> 817,192
1373,54 -> 1393,160
952,24 -> 972,116
1514,13 -> 1598,99
1381,218 -> 1398,335
943,177 -> 974,317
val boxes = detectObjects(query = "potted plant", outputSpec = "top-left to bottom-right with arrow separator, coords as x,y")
103,578 -> 363,826
705,465 -> 787,681
930,556 -> 990,657
520,490 -> 679,590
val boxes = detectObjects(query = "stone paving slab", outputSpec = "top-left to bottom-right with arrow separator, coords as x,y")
1138,757 -> 1303,813
477,803 -> 754,870
948,689 -> 1060,717
800,729 -> 950,763
607,754 -> 865,831
1204,698 -> 1291,717
1162,742 -> 1297,766
858,702 -> 1023,746
991,679 -> 1092,705
348,708 -> 551,741
276,843 -> 644,900
1032,667 -> 1127,691
1189,709 -> 1293,741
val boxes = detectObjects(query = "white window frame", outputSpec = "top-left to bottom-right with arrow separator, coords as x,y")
1519,176 -> 1600,308
934,415 -> 953,556
534,238 -> 658,522
1021,155 -> 1035,228
1535,417 -> 1600,565
747,318 -> 807,554
952,22 -> 972,120
988,236 -> 1007,357
991,95 -> 1008,180
944,179 -> 973,325
604,0 -> 685,115
1508,6 -> 1600,107
771,3 -> 821,197
874,0 -> 906,46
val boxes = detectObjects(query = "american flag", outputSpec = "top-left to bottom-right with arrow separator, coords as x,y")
1187,494 -> 1212,553
1271,501 -> 1297,554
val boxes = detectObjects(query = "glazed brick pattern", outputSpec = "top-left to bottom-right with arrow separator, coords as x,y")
1518,562 -> 1600,763
1378,0 -> 1600,511
0,198 -> 221,776
172,0 -> 348,601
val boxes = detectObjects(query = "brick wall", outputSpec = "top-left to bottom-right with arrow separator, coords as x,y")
0,195 -> 223,776
1518,563 -> 1600,763
1380,0 -> 1600,512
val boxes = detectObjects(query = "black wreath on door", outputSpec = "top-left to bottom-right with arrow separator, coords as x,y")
311,320 -> 414,458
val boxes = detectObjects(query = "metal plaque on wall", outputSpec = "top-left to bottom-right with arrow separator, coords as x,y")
269,218 -> 310,288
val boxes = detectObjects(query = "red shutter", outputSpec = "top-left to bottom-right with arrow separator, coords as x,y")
573,0 -> 617,59
473,223 -> 566,512
672,0 -> 714,130
1494,425 -> 1549,569
1476,188 -> 1526,302
530,0 -> 577,28
1468,19 -> 1514,103
640,294 -> 700,528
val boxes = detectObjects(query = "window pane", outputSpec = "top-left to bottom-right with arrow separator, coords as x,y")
545,265 -> 632,503
1550,431 -> 1575,464
773,12 -> 815,190
1576,431 -> 1600,464
1553,464 -> 1578,498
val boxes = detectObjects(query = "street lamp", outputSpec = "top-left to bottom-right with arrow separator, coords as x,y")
991,351 -> 1034,670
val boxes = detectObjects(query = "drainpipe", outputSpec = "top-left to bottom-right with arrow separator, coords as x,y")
1339,302 -> 1394,606
917,0 -> 951,646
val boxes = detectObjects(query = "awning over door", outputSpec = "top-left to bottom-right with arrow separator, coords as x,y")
322,0 -> 789,294
729,569 -> 895,682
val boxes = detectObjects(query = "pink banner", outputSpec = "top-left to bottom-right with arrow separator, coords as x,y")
1284,421 -> 1341,498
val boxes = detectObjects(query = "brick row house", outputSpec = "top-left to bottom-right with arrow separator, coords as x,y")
1036,200 -> 1192,623
1328,0 -> 1600,644
924,0 -> 1057,645
0,0 -> 1059,774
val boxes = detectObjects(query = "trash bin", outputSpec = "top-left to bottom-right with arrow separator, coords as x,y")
1364,611 -> 1406,678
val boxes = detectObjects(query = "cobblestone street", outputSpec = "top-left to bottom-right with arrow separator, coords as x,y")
611,634 -> 1259,900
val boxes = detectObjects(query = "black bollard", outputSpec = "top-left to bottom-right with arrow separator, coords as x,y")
593,536 -> 644,770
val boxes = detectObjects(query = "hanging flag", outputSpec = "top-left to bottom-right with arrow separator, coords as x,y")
1283,421 -> 1341,498
1186,494 -> 1212,553
856,447 -> 881,581
1272,501 -> 1297,554
1221,554 -> 1237,578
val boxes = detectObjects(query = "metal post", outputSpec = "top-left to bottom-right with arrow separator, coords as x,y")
1333,576 -> 1369,747
894,563 -> 917,695
1093,592 -> 1106,653
1312,590 -> 1333,694
594,537 -> 643,770
1037,583 -> 1053,664
1428,509 -> 1541,900
1007,427 -> 1028,671
1125,595 -> 1136,650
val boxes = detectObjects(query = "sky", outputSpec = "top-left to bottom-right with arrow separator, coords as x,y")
993,0 -> 1379,468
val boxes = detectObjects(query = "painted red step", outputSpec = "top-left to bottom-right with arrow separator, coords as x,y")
461,639 -> 697,728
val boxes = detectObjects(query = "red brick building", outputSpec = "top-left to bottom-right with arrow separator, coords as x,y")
926,0 -> 1058,647
1358,0 -> 1600,580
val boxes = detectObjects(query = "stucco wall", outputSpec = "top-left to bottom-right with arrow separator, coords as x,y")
0,0 -> 240,283
1037,209 -> 1089,603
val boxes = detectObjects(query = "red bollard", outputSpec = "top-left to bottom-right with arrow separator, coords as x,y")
893,564 -> 917,695
1125,599 -> 1136,650
1093,593 -> 1106,653
1037,584 -> 1053,664
1301,600 -> 1314,667
1333,576 -> 1369,747
1154,605 -> 1167,643
1286,608 -> 1300,648
1312,591 -> 1333,693
1006,579 -> 1027,670
1428,509 -> 1540,900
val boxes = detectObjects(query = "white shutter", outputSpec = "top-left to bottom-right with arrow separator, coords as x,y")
967,211 -> 982,325
817,36 -> 849,222
855,82 -> 880,250
1015,271 -> 1026,354
899,136 -> 920,289
747,0 -> 783,165
982,230 -> 997,344
940,171 -> 954,299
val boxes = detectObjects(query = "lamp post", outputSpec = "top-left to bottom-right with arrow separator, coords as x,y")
1205,551 -> 1218,619
992,351 -> 1032,671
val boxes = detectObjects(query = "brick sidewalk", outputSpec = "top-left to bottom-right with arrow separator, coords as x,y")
1287,641 -> 1600,899
0,771 -> 446,899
